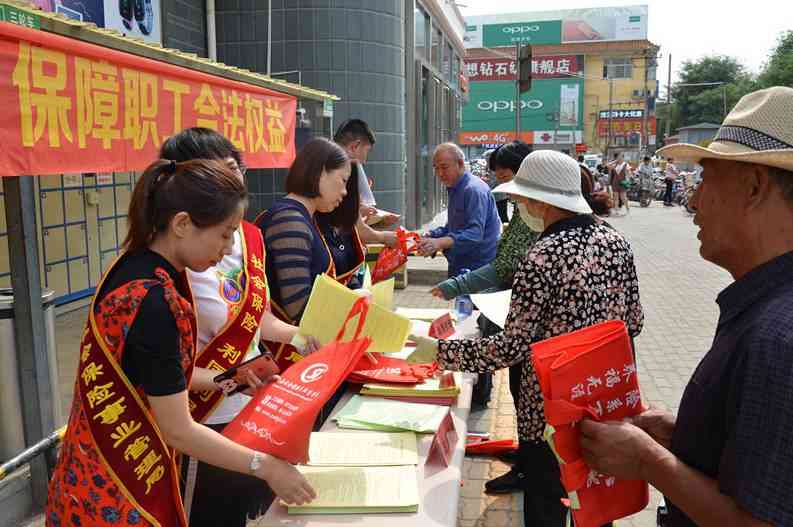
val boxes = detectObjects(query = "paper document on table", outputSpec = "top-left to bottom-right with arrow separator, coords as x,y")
370,278 -> 394,311
299,274 -> 410,353
395,307 -> 453,322
470,289 -> 512,329
360,372 -> 462,398
308,432 -> 418,466
334,395 -> 449,433
285,465 -> 419,514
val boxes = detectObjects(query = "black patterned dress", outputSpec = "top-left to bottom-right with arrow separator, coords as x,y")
438,214 -> 644,442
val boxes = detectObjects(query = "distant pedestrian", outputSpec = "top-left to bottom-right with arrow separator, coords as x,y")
664,157 -> 680,206
611,154 -> 632,215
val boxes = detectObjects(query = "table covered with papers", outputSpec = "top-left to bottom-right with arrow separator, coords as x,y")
260,312 -> 479,527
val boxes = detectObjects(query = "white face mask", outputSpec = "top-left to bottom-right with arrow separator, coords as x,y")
518,202 -> 544,232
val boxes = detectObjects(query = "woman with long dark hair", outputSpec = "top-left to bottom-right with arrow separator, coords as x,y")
255,138 -> 365,373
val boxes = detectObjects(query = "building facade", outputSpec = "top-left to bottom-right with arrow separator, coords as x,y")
208,0 -> 466,228
460,5 -> 658,162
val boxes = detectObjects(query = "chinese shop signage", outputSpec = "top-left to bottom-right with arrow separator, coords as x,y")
464,55 -> 583,82
0,22 -> 296,177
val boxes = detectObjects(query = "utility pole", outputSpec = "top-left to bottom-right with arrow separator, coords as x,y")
606,73 -> 613,160
514,43 -> 521,138
722,84 -> 728,118
664,53 -> 672,143
642,49 -> 650,156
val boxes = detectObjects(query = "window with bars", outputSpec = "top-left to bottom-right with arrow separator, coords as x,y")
603,57 -> 633,79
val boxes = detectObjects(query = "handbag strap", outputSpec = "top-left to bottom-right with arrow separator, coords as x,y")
335,297 -> 370,341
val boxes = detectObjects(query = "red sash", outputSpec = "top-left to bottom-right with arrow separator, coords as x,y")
50,258 -> 197,527
189,221 -> 269,423
255,207 -> 366,372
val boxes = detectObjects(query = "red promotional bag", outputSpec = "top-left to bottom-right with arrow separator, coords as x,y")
531,321 -> 648,527
371,227 -> 420,284
347,355 -> 437,384
223,298 -> 373,464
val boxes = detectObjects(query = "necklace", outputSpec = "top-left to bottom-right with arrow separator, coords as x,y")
327,226 -> 345,251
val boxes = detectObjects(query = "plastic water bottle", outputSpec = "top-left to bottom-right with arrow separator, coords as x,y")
453,268 -> 474,321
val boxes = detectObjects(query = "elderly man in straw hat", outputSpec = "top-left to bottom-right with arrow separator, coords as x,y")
580,86 -> 793,526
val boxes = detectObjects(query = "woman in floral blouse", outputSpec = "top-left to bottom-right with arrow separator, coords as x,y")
411,150 -> 644,526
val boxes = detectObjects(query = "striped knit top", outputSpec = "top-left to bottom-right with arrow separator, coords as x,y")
256,197 -> 331,322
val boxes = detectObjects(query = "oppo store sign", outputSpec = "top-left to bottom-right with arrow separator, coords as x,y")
477,99 -> 545,113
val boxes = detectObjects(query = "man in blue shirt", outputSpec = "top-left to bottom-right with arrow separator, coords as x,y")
418,143 -> 501,278
578,87 -> 793,527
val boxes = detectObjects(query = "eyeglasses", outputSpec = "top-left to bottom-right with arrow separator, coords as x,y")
227,161 -> 247,176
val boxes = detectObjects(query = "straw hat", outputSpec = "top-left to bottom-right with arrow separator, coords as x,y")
658,86 -> 793,171
493,150 -> 592,214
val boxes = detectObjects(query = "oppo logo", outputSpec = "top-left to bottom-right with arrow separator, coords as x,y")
502,25 -> 541,34
477,99 -> 544,113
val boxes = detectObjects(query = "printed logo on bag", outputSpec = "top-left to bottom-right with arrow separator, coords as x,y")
240,420 -> 286,445
300,363 -> 329,384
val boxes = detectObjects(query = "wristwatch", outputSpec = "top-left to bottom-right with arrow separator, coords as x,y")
249,451 -> 265,474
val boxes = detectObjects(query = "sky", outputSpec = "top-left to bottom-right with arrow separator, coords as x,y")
458,0 -> 792,91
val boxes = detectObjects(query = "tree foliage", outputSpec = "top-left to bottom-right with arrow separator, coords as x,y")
757,31 -> 793,88
673,55 -> 755,129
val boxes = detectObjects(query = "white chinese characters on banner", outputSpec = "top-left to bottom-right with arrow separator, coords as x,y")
464,56 -> 580,81
568,361 -> 641,419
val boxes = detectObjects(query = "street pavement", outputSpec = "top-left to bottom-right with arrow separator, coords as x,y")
45,201 -> 731,527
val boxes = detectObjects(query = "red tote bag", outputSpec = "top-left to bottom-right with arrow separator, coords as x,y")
347,355 -> 437,384
371,227 -> 420,284
531,320 -> 649,527
223,298 -> 373,464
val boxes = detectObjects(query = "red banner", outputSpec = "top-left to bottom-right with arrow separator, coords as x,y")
458,131 -> 534,146
464,55 -> 583,82
597,118 -> 657,137
0,22 -> 296,177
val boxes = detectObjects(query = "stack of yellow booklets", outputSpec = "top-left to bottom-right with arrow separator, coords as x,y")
360,372 -> 462,398
307,431 -> 419,466
284,465 -> 419,514
299,274 -> 410,354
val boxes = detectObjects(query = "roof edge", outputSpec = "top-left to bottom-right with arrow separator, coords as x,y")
4,0 -> 339,103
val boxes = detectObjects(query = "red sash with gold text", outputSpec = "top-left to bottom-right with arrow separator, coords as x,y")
76,268 -> 195,527
189,221 -> 268,423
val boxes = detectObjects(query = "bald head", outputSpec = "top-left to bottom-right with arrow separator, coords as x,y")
433,143 -> 466,187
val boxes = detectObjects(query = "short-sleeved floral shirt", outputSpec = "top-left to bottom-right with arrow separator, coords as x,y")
438,214 -> 644,441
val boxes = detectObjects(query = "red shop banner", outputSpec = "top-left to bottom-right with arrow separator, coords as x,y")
597,118 -> 657,137
464,55 -> 583,82
0,22 -> 297,177
458,131 -> 534,146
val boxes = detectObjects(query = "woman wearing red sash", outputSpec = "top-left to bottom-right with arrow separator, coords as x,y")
255,138 -> 366,373
46,159 -> 315,527
158,128 -> 318,526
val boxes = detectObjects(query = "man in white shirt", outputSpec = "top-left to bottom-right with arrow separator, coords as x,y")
334,119 -> 398,246
664,157 -> 680,206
